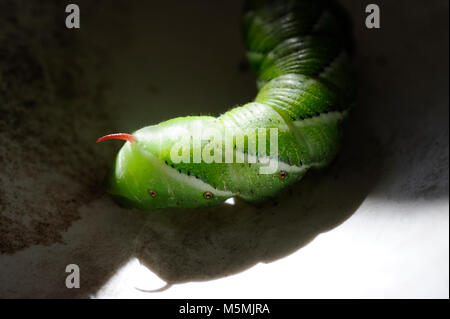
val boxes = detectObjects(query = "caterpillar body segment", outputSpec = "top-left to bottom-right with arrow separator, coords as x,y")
99,0 -> 354,210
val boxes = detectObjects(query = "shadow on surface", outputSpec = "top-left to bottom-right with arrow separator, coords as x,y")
133,109 -> 382,285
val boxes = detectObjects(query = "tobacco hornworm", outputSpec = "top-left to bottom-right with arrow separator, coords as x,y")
97,0 -> 354,210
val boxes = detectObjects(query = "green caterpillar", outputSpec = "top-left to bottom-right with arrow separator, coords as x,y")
97,0 -> 354,210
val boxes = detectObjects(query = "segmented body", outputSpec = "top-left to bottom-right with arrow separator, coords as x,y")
102,0 -> 354,210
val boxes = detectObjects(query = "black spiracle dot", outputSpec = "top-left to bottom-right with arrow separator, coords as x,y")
203,191 -> 213,199
148,189 -> 157,198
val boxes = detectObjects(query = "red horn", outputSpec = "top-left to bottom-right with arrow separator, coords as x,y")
96,133 -> 136,144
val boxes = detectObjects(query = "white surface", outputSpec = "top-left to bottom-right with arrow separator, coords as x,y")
94,199 -> 448,299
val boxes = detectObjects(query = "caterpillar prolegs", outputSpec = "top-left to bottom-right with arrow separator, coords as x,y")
97,0 -> 354,210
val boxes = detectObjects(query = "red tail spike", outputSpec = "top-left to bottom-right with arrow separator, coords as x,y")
96,133 -> 136,144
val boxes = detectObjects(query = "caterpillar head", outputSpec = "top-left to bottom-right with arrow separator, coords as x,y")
96,128 -> 230,210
